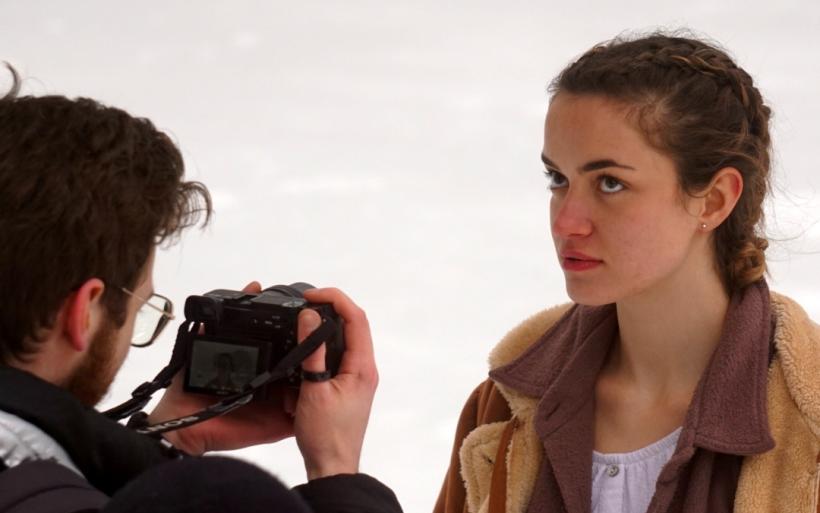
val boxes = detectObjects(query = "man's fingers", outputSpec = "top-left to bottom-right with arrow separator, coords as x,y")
297,308 -> 327,376
302,288 -> 376,379
303,288 -> 364,322
242,281 -> 263,294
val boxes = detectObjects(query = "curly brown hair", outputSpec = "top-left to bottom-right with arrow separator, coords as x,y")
0,64 -> 212,363
550,32 -> 771,292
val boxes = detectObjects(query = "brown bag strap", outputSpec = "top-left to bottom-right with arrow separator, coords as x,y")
488,417 -> 519,513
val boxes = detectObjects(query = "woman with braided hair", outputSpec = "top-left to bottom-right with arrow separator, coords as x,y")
435,33 -> 820,513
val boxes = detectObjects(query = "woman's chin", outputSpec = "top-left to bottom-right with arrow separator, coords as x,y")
564,282 -> 616,306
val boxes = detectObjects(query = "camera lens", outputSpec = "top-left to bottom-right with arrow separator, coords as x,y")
263,282 -> 315,299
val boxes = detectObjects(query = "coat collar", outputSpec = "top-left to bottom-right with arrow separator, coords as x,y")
489,280 -> 775,456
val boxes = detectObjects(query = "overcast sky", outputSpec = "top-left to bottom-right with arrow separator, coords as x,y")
3,1 -> 819,511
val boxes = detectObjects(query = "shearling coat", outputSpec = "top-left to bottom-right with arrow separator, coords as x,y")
434,289 -> 820,513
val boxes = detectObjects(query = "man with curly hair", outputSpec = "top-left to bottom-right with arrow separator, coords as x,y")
0,66 -> 401,513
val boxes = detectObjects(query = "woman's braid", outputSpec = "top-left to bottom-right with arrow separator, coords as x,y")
551,33 -> 772,292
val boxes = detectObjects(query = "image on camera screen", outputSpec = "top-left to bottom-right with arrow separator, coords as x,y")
187,339 -> 259,394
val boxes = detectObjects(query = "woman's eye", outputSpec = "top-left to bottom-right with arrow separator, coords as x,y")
599,175 -> 625,193
544,169 -> 567,189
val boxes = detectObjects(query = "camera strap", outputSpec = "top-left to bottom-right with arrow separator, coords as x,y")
103,322 -> 193,421
103,315 -> 338,435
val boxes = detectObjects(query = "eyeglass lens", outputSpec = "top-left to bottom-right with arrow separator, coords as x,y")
132,295 -> 173,347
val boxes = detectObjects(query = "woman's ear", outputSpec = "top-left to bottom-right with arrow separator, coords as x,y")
63,278 -> 106,353
700,167 -> 744,228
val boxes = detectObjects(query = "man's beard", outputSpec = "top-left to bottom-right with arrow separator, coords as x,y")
65,319 -> 120,407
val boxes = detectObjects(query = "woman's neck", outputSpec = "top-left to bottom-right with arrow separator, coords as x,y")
608,259 -> 730,399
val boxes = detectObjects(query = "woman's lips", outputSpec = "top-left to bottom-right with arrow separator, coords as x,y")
561,258 -> 603,271
559,251 -> 603,271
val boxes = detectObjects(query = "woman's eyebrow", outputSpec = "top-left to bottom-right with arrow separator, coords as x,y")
581,159 -> 636,172
541,153 -> 635,172
541,154 -> 559,169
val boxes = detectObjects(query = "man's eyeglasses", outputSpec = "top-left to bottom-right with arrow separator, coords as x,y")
121,288 -> 175,347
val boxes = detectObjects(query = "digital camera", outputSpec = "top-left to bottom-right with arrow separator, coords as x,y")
181,283 -> 344,398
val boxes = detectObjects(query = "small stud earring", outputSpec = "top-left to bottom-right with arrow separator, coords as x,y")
701,223 -> 707,229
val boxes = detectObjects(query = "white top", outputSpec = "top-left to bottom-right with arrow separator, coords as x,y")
591,427 -> 682,513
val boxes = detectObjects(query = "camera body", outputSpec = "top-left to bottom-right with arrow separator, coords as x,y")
181,283 -> 344,398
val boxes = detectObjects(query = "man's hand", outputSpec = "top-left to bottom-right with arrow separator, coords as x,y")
293,287 -> 379,480
146,283 -> 379,476
147,281 -> 298,455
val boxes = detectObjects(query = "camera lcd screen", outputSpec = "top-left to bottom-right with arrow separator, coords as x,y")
186,338 -> 260,394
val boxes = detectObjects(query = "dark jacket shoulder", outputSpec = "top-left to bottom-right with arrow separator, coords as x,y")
0,459 -> 106,513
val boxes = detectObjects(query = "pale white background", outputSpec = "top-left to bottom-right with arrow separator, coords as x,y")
3,1 -> 819,511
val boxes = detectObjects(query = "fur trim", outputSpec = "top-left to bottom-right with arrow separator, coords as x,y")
488,304 -> 572,370
459,422 -> 506,513
734,293 -> 820,512
734,363 -> 820,512
488,304 -> 572,419
505,417 -> 542,513
770,293 -> 820,436
458,304 -> 570,513
458,417 -> 544,513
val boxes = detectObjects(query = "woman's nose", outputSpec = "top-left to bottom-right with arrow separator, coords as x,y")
551,192 -> 593,239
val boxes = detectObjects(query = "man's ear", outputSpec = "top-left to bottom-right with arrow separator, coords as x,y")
63,278 -> 106,353
699,167 -> 744,228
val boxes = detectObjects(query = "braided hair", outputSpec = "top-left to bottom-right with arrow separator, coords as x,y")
550,34 -> 771,292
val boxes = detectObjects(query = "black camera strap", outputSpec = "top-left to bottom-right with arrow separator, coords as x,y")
103,315 -> 338,435
103,322 -> 194,421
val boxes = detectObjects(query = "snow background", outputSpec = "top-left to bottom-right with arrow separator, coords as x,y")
3,1 -> 819,511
